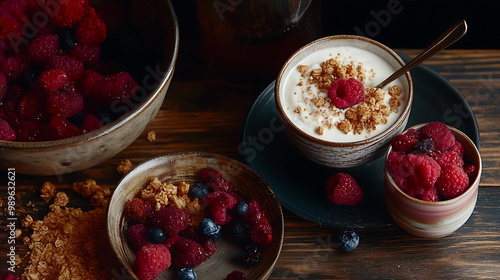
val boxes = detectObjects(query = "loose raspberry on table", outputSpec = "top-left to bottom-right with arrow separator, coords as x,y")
435,164 -> 469,200
124,198 -> 154,225
421,121 -> 456,152
27,35 -> 62,63
76,6 -> 107,44
44,55 -> 84,81
46,91 -> 84,118
205,191 -> 238,225
149,207 -> 191,237
134,244 -> 171,280
127,223 -> 150,251
171,237 -> 207,269
327,78 -> 365,109
0,118 -> 15,141
224,270 -> 248,280
325,173 -> 363,206
45,116 -> 81,140
39,69 -> 68,93
434,151 -> 464,168
391,134 -> 416,153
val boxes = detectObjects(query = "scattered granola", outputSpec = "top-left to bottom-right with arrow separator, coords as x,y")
147,130 -> 157,142
40,182 -> 57,202
117,159 -> 133,175
72,179 -> 110,207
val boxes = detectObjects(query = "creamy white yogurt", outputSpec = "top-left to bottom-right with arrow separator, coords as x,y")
281,46 -> 407,142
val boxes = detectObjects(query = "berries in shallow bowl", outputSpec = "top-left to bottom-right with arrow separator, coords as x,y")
384,122 -> 482,238
0,0 -> 179,175
107,152 -> 284,280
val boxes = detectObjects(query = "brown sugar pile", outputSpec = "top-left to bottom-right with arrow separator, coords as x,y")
22,180 -> 115,280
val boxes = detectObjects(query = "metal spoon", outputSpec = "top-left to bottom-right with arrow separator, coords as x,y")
377,20 -> 468,89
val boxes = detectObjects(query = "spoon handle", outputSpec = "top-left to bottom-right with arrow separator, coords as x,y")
377,20 -> 468,89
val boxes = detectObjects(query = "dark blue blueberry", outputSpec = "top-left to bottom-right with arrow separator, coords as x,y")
199,218 -> 221,241
57,28 -> 77,52
21,66 -> 41,87
416,138 -> 435,155
235,201 -> 249,216
188,182 -> 209,200
337,230 -> 359,252
242,243 -> 261,265
68,112 -> 85,127
177,267 -> 196,280
146,227 -> 166,244
233,222 -> 250,241
97,110 -> 117,125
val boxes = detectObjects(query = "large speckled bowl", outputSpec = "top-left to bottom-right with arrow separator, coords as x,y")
107,152 -> 284,279
275,35 -> 413,168
0,0 -> 179,175
384,123 -> 482,238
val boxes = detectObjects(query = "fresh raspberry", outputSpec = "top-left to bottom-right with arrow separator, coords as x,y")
1,0 -> 26,20
463,163 -> 478,183
27,35 -> 62,63
83,71 -> 138,104
161,234 -> 180,251
435,164 -> 469,200
200,168 -> 223,183
206,178 -> 235,193
0,72 -> 6,102
327,78 -> 365,109
417,187 -> 439,202
15,120 -> 45,142
391,134 -> 416,153
224,270 -> 248,280
205,191 -> 238,225
171,237 -> 207,269
0,107 -> 19,130
124,198 -> 154,225
0,14 -> 21,42
80,69 -> 104,95
242,199 -> 273,246
40,0 -> 87,28
1,273 -> 22,280
39,69 -> 68,93
79,113 -> 103,134
404,128 -> 421,140
325,173 -> 363,206
201,238 -> 217,258
46,91 -> 84,118
386,151 -> 405,176
178,225 -> 200,242
421,122 -> 456,152
75,6 -> 107,44
448,140 -> 464,157
44,55 -> 84,81
149,207 -> 191,237
18,93 -> 45,120
45,116 -> 81,140
70,43 -> 101,65
402,153 -> 441,197
127,223 -> 150,251
1,84 -> 24,111
0,51 -> 30,82
0,118 -> 15,140
134,244 -> 171,280
434,151 -> 464,168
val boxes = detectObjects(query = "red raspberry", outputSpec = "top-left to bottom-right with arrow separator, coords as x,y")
0,51 -> 30,82
224,270 -> 248,280
1,0 -> 26,20
84,71 -> 138,104
391,134 -> 416,153
127,223 -> 150,251
44,55 -> 84,81
463,163 -> 478,184
41,0 -> 87,28
201,238 -> 217,258
80,69 -> 104,95
1,84 -> 24,111
124,198 -> 154,225
28,35 -> 62,63
205,191 -> 238,225
45,116 -> 81,140
434,151 -> 464,168
0,107 -> 19,130
404,153 -> 441,197
79,113 -> 103,134
70,43 -> 101,65
417,187 -> 439,202
0,14 -> 21,42
448,140 -> 464,157
149,207 -> 191,237
421,122 -> 456,152
0,118 -> 16,140
134,244 -> 171,280
200,168 -> 235,193
405,128 -> 421,140
15,120 -> 45,142
200,168 -> 223,183
46,91 -> 84,118
18,93 -> 45,120
39,69 -> 68,93
435,164 -> 469,200
327,78 -> 365,109
0,72 -> 6,102
325,173 -> 363,206
171,237 -> 207,269
75,6 -> 107,44
161,234 -> 180,251
242,199 -> 273,246
1,273 -> 22,280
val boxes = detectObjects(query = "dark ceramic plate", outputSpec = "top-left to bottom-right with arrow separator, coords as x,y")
242,60 -> 479,229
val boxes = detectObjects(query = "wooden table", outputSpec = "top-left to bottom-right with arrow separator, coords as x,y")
2,49 -> 499,279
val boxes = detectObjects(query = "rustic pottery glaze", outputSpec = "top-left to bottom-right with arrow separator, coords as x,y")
275,35 -> 414,168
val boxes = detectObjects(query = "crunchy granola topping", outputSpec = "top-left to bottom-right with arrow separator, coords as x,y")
147,130 -> 156,142
72,179 -> 110,207
40,182 -> 57,203
53,192 -> 69,207
117,159 -> 133,175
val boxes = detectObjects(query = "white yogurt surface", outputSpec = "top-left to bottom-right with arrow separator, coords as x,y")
281,46 -> 407,142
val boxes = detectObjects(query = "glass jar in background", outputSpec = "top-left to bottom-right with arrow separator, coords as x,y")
197,0 -> 322,88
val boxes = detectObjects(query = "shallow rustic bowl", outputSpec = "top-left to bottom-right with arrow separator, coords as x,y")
0,0 -> 179,175
275,35 -> 413,168
107,152 -> 284,279
384,123 -> 482,238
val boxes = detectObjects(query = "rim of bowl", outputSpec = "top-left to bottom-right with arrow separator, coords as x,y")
106,151 -> 284,279
275,35 -> 414,147
0,0 -> 180,151
384,123 -> 482,205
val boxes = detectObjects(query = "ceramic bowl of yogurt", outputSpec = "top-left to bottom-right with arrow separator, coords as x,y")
275,35 -> 413,168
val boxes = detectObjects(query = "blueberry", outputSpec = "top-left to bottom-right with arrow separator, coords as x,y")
337,230 -> 359,252
235,201 -> 248,216
233,222 -> 250,241
21,66 -> 41,87
416,138 -> 435,155
146,227 -> 166,244
242,243 -> 261,265
188,182 -> 209,200
199,218 -> 221,241
68,112 -> 85,127
57,28 -> 77,52
177,267 -> 196,280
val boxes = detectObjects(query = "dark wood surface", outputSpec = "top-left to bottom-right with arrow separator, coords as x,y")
1,49 -> 500,279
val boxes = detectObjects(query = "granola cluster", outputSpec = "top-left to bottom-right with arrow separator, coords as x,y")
294,55 -> 403,136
